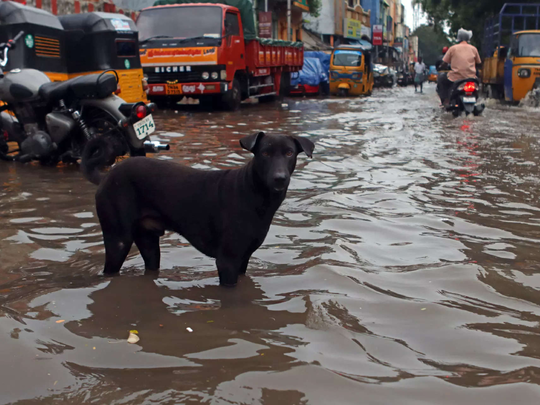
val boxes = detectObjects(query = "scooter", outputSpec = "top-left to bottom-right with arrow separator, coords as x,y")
0,31 -> 168,165
445,77 -> 485,117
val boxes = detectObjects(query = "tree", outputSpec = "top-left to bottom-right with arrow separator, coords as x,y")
414,0 -> 510,48
412,25 -> 451,66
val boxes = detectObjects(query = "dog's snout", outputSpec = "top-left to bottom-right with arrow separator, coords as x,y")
274,173 -> 287,183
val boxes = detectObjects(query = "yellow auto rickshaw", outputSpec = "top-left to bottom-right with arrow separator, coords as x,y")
483,5 -> 540,103
330,44 -> 373,97
0,2 -> 147,103
59,12 -> 148,103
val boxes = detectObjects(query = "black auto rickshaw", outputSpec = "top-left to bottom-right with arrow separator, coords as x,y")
0,1 -> 67,82
59,12 -> 147,103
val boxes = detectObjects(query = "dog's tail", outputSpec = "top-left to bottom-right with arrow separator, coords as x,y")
80,136 -> 118,186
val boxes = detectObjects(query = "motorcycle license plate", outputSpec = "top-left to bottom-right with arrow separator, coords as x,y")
133,114 -> 155,140
463,97 -> 476,103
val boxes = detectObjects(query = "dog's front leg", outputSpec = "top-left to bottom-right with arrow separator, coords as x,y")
216,253 -> 242,287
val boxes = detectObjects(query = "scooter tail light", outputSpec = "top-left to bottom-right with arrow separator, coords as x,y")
135,104 -> 147,120
464,82 -> 476,94
114,84 -> 122,95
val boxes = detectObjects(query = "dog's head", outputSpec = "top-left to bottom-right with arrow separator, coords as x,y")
240,132 -> 315,193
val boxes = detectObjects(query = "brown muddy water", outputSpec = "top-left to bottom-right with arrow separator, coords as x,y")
1,85 -> 540,404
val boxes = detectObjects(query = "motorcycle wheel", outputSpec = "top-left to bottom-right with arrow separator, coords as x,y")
81,107 -> 143,158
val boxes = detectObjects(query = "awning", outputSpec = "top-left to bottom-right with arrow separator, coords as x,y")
301,28 -> 333,51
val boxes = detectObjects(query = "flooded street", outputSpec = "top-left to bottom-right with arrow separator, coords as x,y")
2,84 -> 540,404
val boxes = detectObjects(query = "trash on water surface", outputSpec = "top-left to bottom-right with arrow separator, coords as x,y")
127,330 -> 140,344
186,327 -> 193,333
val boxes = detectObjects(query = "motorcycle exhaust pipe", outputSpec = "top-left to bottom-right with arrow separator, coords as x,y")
144,140 -> 170,153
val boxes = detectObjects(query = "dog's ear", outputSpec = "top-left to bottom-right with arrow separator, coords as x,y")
240,132 -> 265,152
290,135 -> 315,158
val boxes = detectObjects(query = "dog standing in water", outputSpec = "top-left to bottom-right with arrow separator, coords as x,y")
81,132 -> 315,286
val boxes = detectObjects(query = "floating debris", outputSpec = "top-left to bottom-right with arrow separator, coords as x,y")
127,330 -> 140,344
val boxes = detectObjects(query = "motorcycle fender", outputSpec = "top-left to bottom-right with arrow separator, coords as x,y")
338,83 -> 351,90
0,112 -> 25,144
79,95 -> 144,149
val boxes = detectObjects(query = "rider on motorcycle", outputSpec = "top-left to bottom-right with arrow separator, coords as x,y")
437,29 -> 482,107
435,46 -> 449,72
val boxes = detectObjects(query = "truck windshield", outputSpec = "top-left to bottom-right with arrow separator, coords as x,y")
138,6 -> 222,42
518,34 -> 540,57
333,50 -> 362,67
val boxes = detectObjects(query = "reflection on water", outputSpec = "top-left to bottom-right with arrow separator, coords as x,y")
1,86 -> 540,403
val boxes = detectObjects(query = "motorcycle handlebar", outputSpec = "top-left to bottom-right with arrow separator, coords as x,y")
12,31 -> 24,43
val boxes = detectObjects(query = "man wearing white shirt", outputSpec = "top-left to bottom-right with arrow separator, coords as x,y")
414,57 -> 426,93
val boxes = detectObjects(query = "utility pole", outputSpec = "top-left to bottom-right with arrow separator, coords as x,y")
287,0 -> 291,41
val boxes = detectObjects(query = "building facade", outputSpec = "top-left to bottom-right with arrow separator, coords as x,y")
305,0 -> 370,47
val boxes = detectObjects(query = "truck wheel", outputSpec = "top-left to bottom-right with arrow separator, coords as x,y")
280,72 -> 291,97
222,79 -> 241,111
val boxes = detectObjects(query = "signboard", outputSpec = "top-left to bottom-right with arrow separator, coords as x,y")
140,47 -> 218,66
258,11 -> 272,38
373,24 -> 383,46
361,26 -> 371,39
293,0 -> 310,12
344,18 -> 362,39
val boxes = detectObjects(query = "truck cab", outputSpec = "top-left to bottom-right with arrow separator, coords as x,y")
137,2 -> 303,110
138,4 -> 240,108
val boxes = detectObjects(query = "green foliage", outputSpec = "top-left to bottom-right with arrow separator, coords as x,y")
413,0 -> 511,48
309,0 -> 321,18
412,24 -> 451,65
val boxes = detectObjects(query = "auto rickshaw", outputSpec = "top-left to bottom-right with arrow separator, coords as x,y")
483,4 -> 540,103
428,65 -> 438,82
330,43 -> 373,97
59,12 -> 148,103
0,1 -> 68,82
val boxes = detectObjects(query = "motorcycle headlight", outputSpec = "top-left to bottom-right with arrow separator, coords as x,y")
211,71 -> 219,80
518,68 -> 531,78
201,71 -> 210,80
220,70 -> 227,80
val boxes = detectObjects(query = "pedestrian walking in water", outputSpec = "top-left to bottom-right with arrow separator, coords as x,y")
414,57 -> 426,93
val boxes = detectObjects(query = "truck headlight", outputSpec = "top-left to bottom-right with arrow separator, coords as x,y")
220,70 -> 227,80
518,68 -> 531,78
211,71 -> 219,80
202,72 -> 210,80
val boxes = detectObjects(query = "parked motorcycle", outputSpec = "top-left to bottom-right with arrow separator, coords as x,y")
0,31 -> 168,165
373,64 -> 396,88
445,77 -> 485,117
397,70 -> 411,86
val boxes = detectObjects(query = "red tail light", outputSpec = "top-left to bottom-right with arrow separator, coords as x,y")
464,82 -> 476,94
135,104 -> 147,119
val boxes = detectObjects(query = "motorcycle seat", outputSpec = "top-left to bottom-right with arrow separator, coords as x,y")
39,73 -> 117,103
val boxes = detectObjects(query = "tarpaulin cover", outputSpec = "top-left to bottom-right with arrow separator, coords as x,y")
153,0 -> 257,40
291,57 -> 327,87
305,51 -> 330,75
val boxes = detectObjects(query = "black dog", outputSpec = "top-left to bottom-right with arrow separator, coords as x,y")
81,132 -> 314,286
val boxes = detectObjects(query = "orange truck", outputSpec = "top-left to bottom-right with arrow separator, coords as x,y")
137,0 -> 304,110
